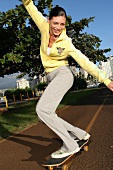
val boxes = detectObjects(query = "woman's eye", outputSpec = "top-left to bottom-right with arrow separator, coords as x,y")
61,23 -> 65,26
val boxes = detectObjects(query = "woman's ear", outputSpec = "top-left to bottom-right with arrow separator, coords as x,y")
47,17 -> 50,23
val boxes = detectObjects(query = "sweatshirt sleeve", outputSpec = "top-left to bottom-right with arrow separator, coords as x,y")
22,0 -> 46,31
68,42 -> 111,86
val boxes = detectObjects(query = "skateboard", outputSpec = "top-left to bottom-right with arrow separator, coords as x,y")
42,139 -> 89,170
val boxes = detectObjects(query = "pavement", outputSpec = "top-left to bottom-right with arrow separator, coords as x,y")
0,88 -> 113,170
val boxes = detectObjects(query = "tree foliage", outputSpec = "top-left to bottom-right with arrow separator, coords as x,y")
0,0 -> 111,77
66,16 -> 110,66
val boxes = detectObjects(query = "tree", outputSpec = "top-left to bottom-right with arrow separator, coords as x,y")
66,16 -> 110,66
0,0 -> 52,77
0,0 -> 111,78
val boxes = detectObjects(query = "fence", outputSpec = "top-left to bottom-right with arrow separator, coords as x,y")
0,90 -> 44,108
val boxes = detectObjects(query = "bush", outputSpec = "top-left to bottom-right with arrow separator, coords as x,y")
36,82 -> 47,91
77,77 -> 87,89
98,83 -> 106,88
4,90 -> 14,101
70,76 -> 87,91
4,88 -> 34,101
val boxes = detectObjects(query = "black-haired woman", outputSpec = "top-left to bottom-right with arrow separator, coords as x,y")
23,0 -> 113,158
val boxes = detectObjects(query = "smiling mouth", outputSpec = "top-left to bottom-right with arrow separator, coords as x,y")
54,29 -> 61,34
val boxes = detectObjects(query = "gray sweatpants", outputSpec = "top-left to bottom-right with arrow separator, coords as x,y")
36,66 -> 86,152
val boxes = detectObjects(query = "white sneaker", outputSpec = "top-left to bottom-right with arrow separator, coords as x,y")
68,131 -> 80,141
69,132 -> 79,142
69,131 -> 90,141
51,147 -> 80,158
83,133 -> 90,140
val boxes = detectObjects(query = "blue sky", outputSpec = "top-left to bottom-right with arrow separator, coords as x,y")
1,0 -> 113,56
53,0 -> 113,56
0,0 -> 113,89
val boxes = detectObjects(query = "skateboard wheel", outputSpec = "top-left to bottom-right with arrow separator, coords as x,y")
62,164 -> 69,170
48,166 -> 54,170
83,145 -> 89,151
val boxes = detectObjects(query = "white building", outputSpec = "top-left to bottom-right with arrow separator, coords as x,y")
39,74 -> 47,83
98,56 -> 113,79
16,78 -> 30,89
79,68 -> 88,78
78,55 -> 113,80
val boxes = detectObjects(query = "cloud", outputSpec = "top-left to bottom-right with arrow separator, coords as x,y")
0,73 -> 29,89
0,73 -> 18,89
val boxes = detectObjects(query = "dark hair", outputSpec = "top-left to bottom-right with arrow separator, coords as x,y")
49,6 -> 67,20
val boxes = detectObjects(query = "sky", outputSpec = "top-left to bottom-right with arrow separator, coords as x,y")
0,0 -> 113,89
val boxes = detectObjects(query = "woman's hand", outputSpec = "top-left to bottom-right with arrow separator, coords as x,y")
107,81 -> 113,92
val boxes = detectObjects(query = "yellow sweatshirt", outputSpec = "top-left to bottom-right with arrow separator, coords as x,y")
23,0 -> 111,86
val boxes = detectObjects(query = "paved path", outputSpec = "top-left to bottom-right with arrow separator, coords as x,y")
0,88 -> 113,170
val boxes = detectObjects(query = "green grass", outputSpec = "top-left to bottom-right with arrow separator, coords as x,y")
0,88 -> 97,140
0,100 -> 38,140
58,88 -> 97,109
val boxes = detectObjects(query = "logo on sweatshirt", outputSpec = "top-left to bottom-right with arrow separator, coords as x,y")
57,47 -> 65,55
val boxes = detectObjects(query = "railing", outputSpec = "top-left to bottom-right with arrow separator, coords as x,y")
0,90 -> 44,108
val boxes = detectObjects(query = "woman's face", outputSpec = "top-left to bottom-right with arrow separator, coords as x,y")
49,16 -> 66,37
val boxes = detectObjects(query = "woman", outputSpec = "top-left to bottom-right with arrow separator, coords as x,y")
23,0 -> 113,158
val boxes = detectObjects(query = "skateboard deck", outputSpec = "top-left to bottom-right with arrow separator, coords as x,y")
42,139 -> 89,170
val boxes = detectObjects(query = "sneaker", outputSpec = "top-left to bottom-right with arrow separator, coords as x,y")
51,147 -> 80,158
69,131 -> 90,141
68,131 -> 80,141
83,133 -> 90,140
